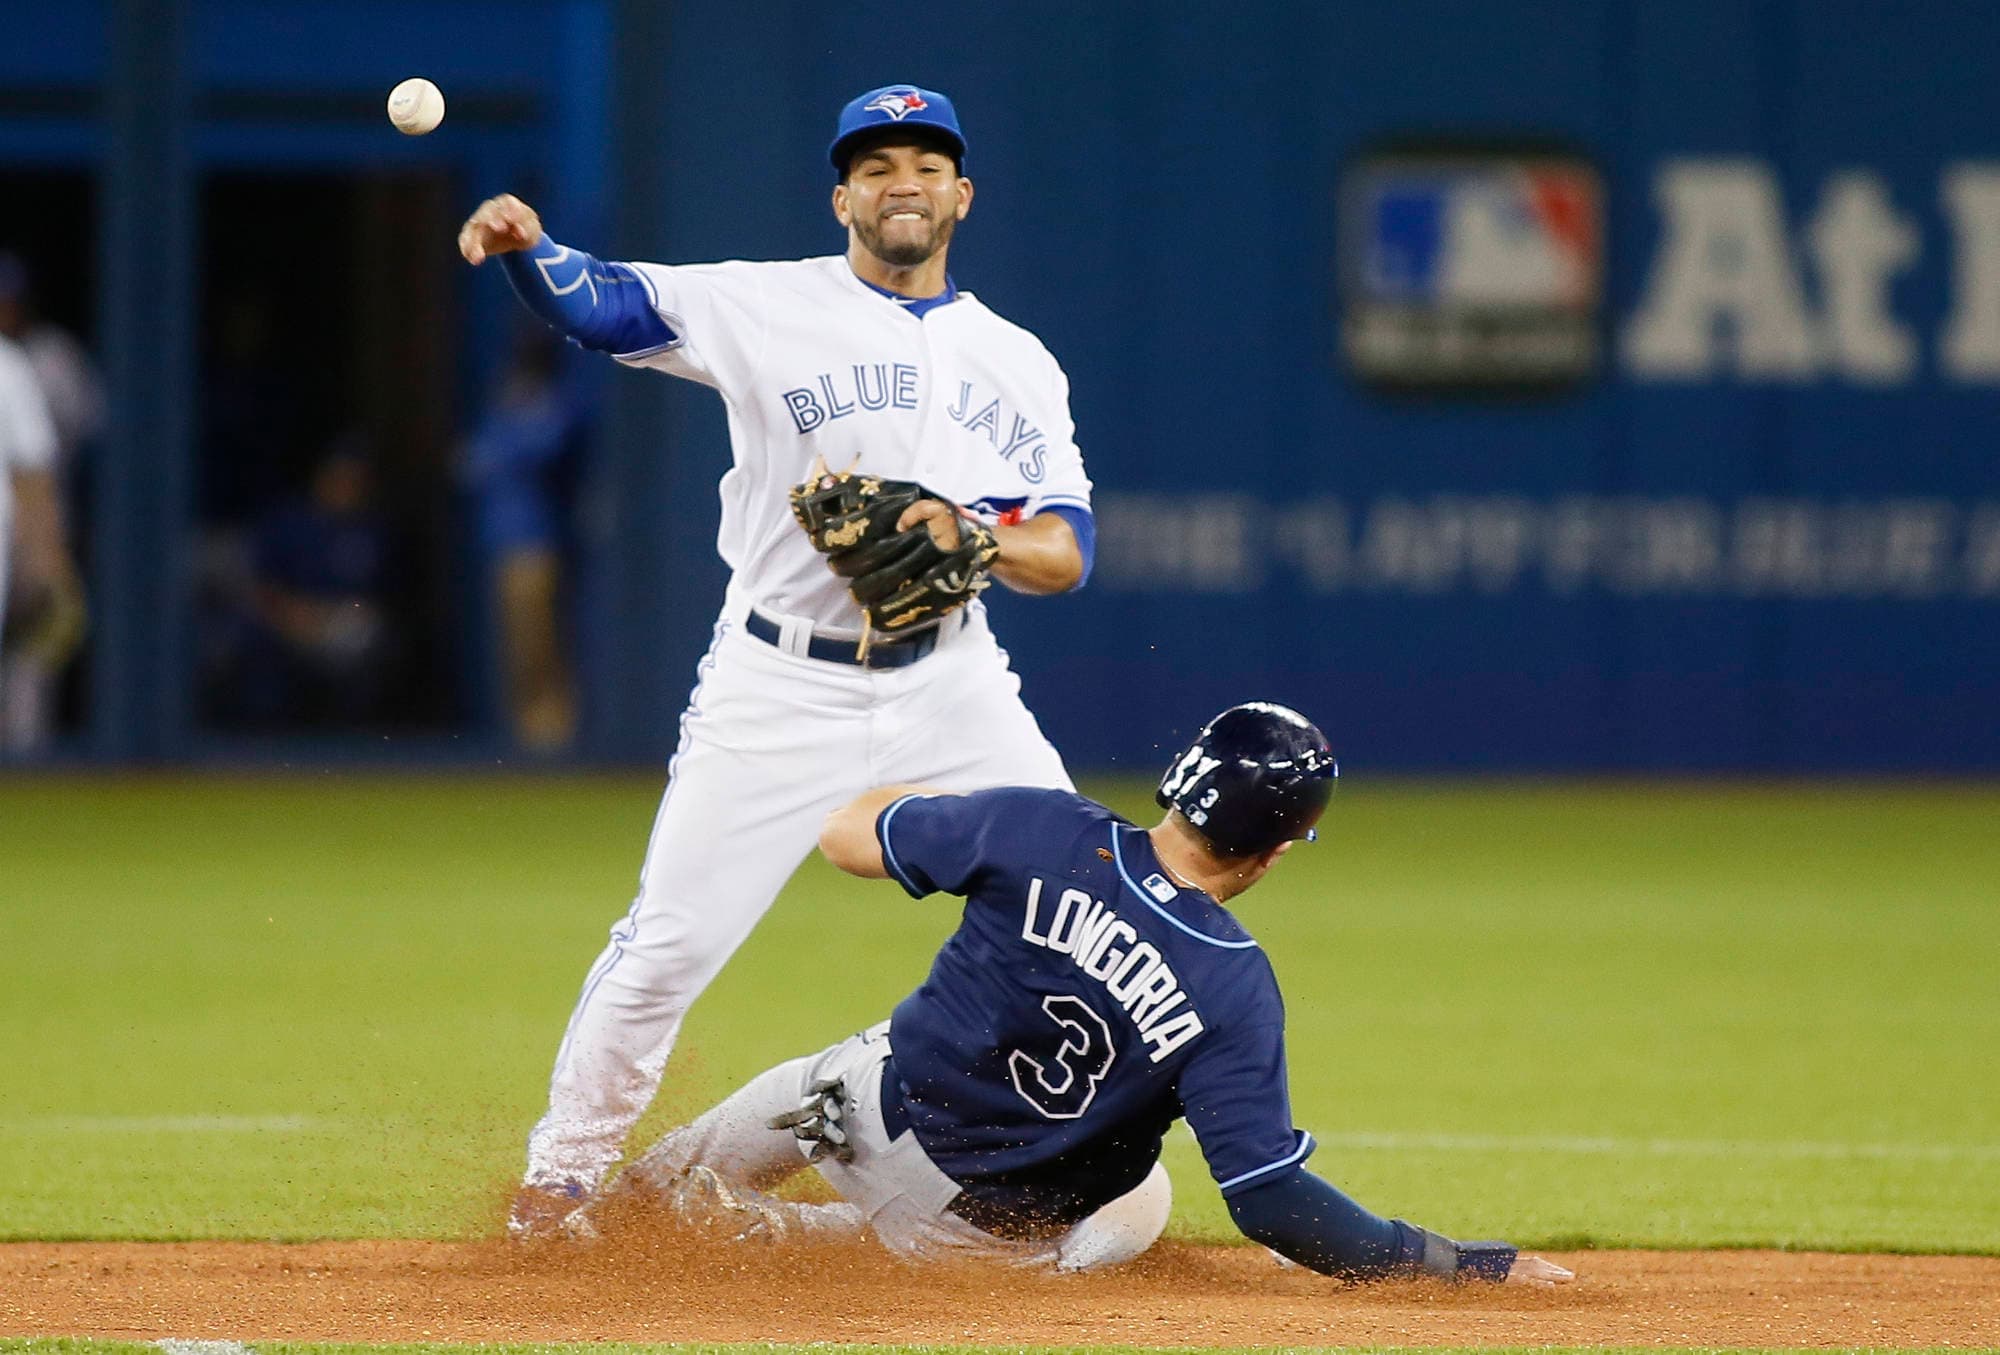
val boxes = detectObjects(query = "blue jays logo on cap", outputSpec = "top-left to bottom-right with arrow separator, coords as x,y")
830,83 -> 967,174
864,88 -> 929,120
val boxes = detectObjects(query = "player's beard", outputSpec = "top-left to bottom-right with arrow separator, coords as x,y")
856,209 -> 956,269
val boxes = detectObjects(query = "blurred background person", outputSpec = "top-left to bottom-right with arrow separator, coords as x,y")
0,254 -> 104,470
0,252 -> 99,755
463,332 -> 589,752
199,439 -> 400,730
0,326 -> 83,749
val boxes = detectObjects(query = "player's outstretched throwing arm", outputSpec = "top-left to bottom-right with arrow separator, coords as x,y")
459,193 -> 679,359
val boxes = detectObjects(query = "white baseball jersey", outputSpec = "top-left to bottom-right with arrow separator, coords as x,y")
0,334 -> 59,615
523,253 -> 1089,1196
615,255 -> 1092,629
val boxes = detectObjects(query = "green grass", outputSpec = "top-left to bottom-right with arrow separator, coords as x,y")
2,1346 -> 1982,1355
1,775 -> 1996,1250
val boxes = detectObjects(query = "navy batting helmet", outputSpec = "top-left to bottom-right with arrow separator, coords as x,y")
1155,702 -> 1338,857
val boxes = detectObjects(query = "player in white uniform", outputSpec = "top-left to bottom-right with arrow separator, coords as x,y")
0,254 -> 103,753
0,331 -> 69,699
458,83 -> 1147,1239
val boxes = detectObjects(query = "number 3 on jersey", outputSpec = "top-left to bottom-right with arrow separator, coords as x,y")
1007,994 -> 1116,1119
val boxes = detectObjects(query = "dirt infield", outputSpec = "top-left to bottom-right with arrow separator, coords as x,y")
3,1233 -> 1996,1347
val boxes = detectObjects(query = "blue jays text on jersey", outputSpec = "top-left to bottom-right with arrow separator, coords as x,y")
778,370 -> 1052,483
779,363 -> 921,430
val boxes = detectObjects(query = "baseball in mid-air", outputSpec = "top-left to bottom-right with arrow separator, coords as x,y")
387,77 -> 445,136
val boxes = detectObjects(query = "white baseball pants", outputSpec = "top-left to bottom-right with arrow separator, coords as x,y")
622,1021 -> 1172,1270
524,592 -> 1071,1191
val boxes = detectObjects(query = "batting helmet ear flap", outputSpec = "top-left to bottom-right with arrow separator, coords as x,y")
1156,703 -> 1338,857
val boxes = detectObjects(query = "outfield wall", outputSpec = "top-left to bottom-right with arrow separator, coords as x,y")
4,1 -> 1997,771
637,0 -> 2000,772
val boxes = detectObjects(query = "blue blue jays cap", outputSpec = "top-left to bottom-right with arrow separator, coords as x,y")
829,84 -> 966,175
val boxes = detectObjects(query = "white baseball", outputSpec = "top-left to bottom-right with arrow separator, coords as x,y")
387,78 -> 445,136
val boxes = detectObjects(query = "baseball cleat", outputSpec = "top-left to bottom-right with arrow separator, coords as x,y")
506,1180 -> 596,1242
664,1164 -> 790,1244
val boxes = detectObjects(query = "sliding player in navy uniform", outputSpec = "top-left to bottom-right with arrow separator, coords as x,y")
593,702 -> 1573,1284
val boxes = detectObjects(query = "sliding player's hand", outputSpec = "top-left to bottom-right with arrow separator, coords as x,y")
1505,1255 -> 1576,1287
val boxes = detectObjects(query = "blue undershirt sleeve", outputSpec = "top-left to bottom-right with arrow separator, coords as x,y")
497,235 -> 679,358
1043,504 -> 1096,589
1225,1169 -> 1427,1280
1226,1170 -> 1518,1282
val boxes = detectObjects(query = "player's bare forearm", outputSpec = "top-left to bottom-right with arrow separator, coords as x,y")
820,784 -> 950,878
989,512 -> 1083,594
9,468 -> 75,587
886,495 -> 1085,595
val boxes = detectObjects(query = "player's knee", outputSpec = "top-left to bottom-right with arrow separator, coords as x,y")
608,902 -> 747,985
1055,1161 -> 1171,1272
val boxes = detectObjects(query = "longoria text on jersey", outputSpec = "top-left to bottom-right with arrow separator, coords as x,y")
1019,878 -> 1205,1061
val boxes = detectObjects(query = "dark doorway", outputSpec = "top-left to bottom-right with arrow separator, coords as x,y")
192,169 -> 467,733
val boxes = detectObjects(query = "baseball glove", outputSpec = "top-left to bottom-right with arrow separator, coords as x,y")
789,462 -> 1000,656
1,569 -> 88,668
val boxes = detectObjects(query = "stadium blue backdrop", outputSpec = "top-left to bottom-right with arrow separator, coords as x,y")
5,0 -> 1997,771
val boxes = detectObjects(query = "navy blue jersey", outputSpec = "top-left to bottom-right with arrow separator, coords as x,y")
878,787 -> 1315,1224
